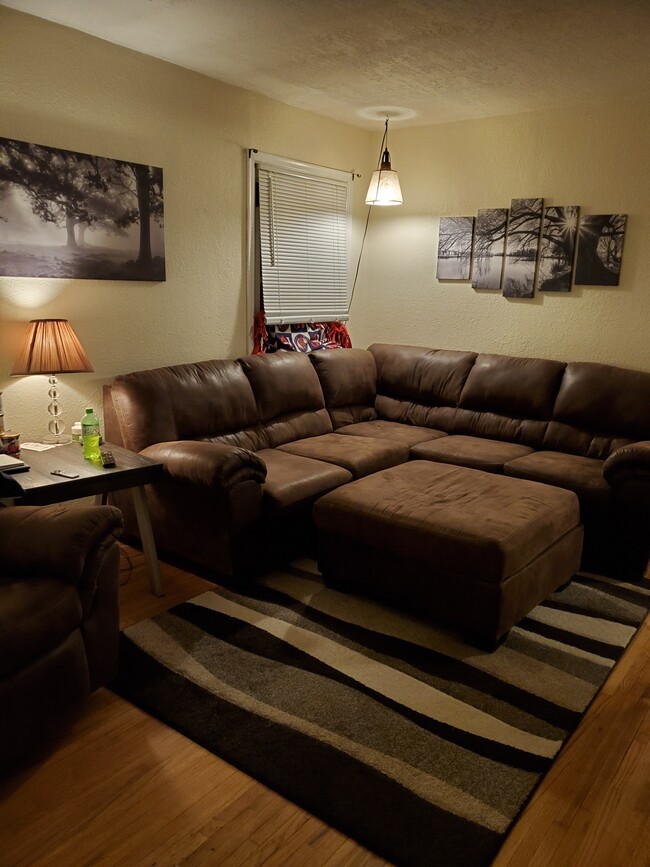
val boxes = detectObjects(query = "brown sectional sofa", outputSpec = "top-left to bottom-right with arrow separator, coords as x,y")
104,343 -> 650,583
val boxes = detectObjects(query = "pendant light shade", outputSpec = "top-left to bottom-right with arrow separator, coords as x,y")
365,119 -> 403,206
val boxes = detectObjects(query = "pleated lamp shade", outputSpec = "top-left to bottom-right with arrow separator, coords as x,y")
11,319 -> 93,375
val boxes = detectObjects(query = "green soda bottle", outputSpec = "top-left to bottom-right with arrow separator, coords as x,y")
81,407 -> 101,461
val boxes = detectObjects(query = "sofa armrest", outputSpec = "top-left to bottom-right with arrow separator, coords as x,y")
603,441 -> 650,486
140,441 -> 267,490
0,504 -> 123,584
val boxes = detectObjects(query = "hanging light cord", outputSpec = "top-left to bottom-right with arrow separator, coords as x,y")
348,118 -> 390,313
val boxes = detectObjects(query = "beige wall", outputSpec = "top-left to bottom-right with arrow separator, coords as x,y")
0,8 -> 369,440
353,104 -> 650,371
2,8 -> 649,446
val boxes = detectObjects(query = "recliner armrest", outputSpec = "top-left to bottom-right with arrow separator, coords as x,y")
140,441 -> 267,490
0,504 -> 123,584
603,441 -> 650,486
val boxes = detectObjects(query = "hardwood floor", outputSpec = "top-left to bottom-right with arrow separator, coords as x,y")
1,546 -> 648,866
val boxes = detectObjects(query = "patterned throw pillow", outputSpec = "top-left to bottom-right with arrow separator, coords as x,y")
267,324 -> 339,353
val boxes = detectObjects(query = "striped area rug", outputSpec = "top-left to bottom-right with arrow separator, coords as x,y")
113,561 -> 650,867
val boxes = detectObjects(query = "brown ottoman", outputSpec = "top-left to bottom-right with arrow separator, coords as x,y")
313,460 -> 583,648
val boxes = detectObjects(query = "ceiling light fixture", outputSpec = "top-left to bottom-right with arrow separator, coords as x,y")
365,118 -> 403,207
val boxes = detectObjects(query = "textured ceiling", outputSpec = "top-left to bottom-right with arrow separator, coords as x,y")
3,0 -> 650,128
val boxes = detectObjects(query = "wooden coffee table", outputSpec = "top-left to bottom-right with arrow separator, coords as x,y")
5,442 -> 166,596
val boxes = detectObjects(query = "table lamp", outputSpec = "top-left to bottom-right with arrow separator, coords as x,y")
11,319 -> 94,444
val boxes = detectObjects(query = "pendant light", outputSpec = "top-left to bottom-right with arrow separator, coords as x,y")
365,118 -> 403,206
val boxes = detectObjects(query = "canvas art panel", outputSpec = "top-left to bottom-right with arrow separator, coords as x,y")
471,208 -> 508,290
436,216 -> 475,280
502,197 -> 543,298
0,138 -> 165,281
536,205 -> 579,292
574,214 -> 627,286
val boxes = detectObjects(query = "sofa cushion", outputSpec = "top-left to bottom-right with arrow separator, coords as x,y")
544,361 -> 650,459
309,348 -> 378,428
0,580 -> 82,678
459,353 -> 566,420
504,451 -> 610,512
369,343 -> 477,433
411,435 -> 534,473
256,449 -> 352,512
337,420 -> 447,447
110,359 -> 262,452
238,351 -> 332,448
277,433 -> 409,479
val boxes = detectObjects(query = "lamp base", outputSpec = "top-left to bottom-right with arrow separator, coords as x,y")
42,433 -> 73,445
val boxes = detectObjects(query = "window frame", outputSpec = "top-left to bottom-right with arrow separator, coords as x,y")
246,149 -> 352,349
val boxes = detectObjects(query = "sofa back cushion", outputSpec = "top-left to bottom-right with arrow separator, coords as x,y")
368,343 -> 477,431
543,361 -> 650,458
108,359 -> 265,453
454,353 -> 566,447
238,350 -> 332,447
309,348 -> 378,428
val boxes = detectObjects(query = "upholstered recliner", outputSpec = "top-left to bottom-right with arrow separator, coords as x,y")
0,504 -> 123,771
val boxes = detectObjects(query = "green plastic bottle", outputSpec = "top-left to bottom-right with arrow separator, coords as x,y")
81,407 -> 101,461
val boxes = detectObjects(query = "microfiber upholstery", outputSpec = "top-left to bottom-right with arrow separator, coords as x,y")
309,347 -> 378,428
338,419 -> 447,447
314,461 -> 583,644
239,351 -> 332,448
104,342 -> 650,582
278,433 -> 409,478
369,343 -> 477,432
110,359 -> 265,452
256,449 -> 352,512
411,435 -> 534,473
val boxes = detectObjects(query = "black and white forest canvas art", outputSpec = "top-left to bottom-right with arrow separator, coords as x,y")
0,138 -> 165,281
436,216 -> 475,280
471,208 -> 508,290
536,205 -> 579,292
502,198 -> 543,298
574,214 -> 627,286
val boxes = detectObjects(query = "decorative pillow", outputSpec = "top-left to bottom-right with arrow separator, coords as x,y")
267,323 -> 339,353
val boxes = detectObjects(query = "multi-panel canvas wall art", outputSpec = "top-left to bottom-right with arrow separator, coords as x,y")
574,214 -> 627,285
471,208 -> 508,290
436,216 -> 475,280
502,198 -> 543,298
536,205 -> 579,292
0,137 -> 165,281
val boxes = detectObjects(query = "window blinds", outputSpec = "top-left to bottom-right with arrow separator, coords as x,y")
257,164 -> 350,324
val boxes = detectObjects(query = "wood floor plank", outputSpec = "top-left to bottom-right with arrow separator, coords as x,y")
1,545 -> 648,867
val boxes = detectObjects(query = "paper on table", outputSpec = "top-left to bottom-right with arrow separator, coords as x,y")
20,442 -> 57,451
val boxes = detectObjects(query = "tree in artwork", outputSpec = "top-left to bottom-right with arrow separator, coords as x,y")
0,137 -> 165,280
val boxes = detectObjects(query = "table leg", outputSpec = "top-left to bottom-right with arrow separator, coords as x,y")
131,485 -> 165,596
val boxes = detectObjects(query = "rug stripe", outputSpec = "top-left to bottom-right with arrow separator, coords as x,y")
152,609 -> 542,818
526,606 -> 635,646
168,601 -> 554,780
114,634 -> 503,867
212,584 -> 582,736
124,619 -> 513,834
574,574 -> 650,607
257,571 -> 600,713
188,592 -> 562,759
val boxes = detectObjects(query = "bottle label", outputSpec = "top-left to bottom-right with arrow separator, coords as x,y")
82,423 -> 100,437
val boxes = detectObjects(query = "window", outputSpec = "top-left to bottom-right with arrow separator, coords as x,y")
247,151 -> 352,334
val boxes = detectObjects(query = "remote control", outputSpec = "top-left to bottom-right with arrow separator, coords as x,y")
100,449 -> 116,468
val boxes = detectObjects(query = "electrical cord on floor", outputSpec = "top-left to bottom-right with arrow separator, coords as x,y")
118,544 -> 134,587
